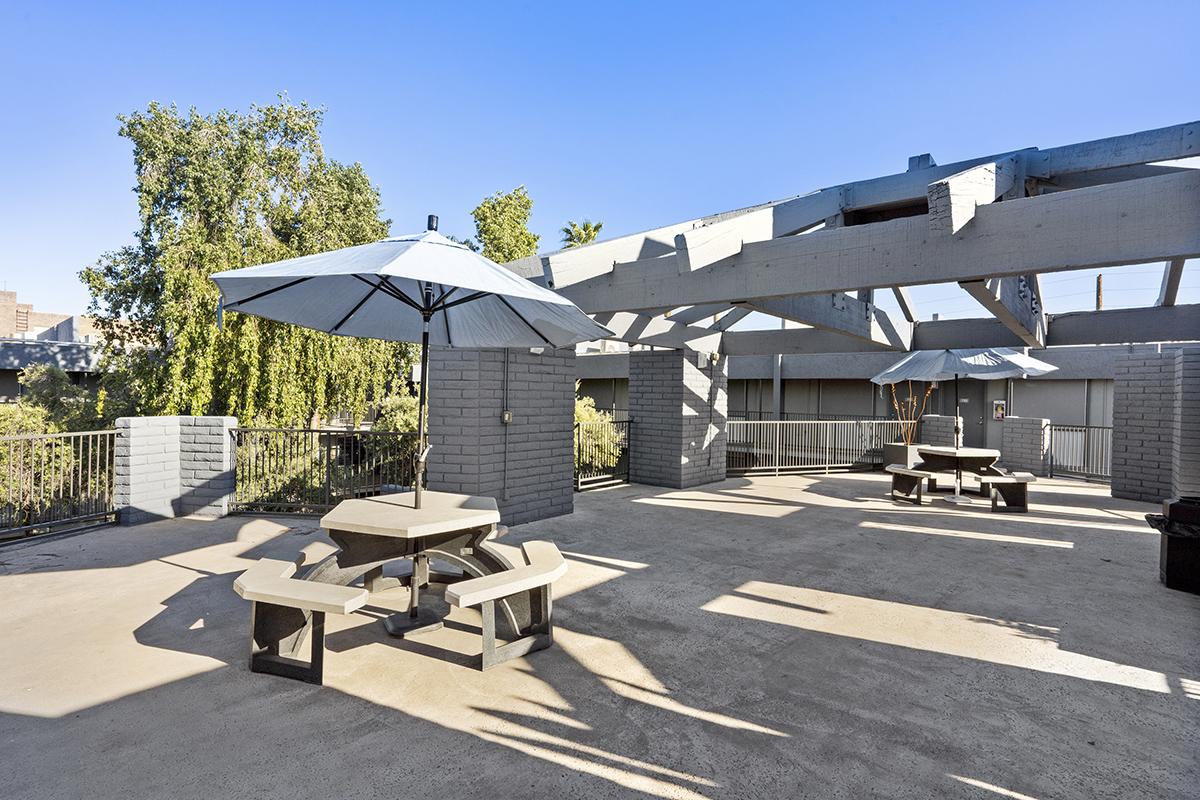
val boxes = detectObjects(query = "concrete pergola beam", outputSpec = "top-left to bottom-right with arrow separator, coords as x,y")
958,275 -> 1046,347
1158,259 -> 1186,306
738,294 -> 912,350
561,171 -> 1200,313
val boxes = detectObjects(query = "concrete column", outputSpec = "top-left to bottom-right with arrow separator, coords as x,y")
628,349 -> 728,489
115,415 -> 236,524
1112,352 -> 1177,502
920,414 -> 961,447
1172,349 -> 1200,498
426,347 -> 575,525
1000,416 -> 1050,476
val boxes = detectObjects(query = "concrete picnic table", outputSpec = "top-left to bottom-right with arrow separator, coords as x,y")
254,490 -> 531,660
915,446 -> 1004,479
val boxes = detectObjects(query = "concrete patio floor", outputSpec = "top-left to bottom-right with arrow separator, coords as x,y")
0,472 -> 1196,799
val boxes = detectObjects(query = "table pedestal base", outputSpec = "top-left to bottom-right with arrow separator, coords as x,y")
384,608 -> 444,638
944,493 -> 975,505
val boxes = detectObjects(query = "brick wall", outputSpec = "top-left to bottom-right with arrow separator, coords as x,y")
629,350 -> 727,489
115,416 -> 235,524
1112,352 -> 1176,502
920,415 -> 961,447
1000,416 -> 1050,476
1172,349 -> 1200,498
426,347 -> 575,526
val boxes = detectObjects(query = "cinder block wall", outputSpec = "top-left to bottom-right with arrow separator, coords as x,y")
426,347 -> 575,526
629,350 -> 727,489
920,415 -> 961,447
115,416 -> 236,524
1000,416 -> 1050,476
1172,349 -> 1200,498
1112,352 -> 1177,502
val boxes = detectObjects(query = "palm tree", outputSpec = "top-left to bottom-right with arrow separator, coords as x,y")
560,219 -> 603,248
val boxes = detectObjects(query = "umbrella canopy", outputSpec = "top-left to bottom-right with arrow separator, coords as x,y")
210,222 -> 611,510
210,229 -> 611,347
870,348 -> 1058,385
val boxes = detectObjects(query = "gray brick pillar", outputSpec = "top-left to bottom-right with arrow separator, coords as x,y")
115,416 -> 181,525
1000,416 -> 1050,476
179,416 -> 237,517
628,349 -> 727,489
1112,352 -> 1177,502
115,415 -> 237,524
426,347 -> 575,526
1172,349 -> 1200,498
920,414 -> 962,447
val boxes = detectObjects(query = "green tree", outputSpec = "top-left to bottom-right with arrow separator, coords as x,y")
574,390 -> 623,470
472,186 -> 539,263
17,365 -> 99,432
80,98 -> 415,426
372,393 -> 420,433
561,219 -> 603,248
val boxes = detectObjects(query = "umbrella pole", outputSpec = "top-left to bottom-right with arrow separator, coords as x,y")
414,311 -> 431,509
945,373 -> 973,505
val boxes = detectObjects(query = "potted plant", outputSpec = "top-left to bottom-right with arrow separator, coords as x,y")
882,380 -> 933,468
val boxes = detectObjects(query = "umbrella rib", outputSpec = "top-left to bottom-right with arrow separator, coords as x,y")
332,280 -> 384,333
368,276 -> 424,312
496,295 -> 554,346
438,291 -> 490,311
224,276 -> 313,309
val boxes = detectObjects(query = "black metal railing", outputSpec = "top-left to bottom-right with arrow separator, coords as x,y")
1049,424 -> 1112,481
231,428 -> 419,514
1,430 -> 116,540
574,419 -> 631,490
727,420 -> 907,476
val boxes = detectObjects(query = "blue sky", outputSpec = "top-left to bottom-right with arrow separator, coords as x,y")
1,1 -> 1196,326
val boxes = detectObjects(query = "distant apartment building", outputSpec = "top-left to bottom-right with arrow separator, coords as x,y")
0,291 -> 100,402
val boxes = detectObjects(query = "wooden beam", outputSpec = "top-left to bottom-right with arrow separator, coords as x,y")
958,275 -> 1046,347
927,156 -> 1019,235
738,294 -> 912,350
666,303 -> 730,325
1028,120 -> 1198,177
910,304 -> 1200,349
711,307 -> 751,331
589,311 -> 722,352
721,327 -> 895,355
560,171 -> 1200,313
892,286 -> 918,322
673,190 -> 841,273
1158,258 -> 1186,306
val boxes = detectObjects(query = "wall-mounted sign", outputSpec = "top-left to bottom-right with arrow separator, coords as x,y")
993,399 -> 1007,421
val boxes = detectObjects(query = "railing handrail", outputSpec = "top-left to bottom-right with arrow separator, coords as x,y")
232,427 -> 417,435
1,429 -> 117,442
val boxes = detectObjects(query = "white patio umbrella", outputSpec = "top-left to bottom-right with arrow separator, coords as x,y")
870,348 -> 1058,503
211,216 -> 611,506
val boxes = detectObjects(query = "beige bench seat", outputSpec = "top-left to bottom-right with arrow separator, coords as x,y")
885,464 -> 935,505
234,558 -> 368,684
446,541 -> 566,670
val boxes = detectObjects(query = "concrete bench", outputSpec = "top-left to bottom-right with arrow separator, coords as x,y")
234,558 -> 368,685
446,541 -> 567,670
885,464 -> 935,505
980,472 -> 1036,513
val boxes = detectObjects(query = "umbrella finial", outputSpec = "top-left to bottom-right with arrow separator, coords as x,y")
426,214 -> 438,232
